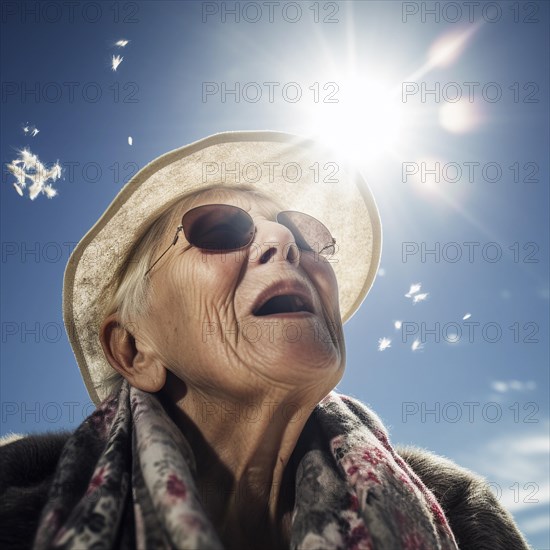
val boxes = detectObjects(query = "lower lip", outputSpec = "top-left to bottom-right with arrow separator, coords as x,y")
253,311 -> 315,319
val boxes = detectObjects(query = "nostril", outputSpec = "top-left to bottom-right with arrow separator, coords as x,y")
259,245 -> 299,264
260,247 -> 277,264
286,243 -> 299,264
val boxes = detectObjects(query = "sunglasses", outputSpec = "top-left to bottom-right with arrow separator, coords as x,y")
145,203 -> 336,276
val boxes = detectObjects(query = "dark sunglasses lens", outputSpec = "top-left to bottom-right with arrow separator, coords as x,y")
182,205 -> 254,250
277,211 -> 335,255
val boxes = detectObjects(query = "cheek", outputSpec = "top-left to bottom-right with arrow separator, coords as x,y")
145,255 -> 246,368
163,251 -> 245,324
301,256 -> 341,316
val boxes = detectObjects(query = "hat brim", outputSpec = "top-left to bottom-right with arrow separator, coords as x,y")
63,131 -> 382,405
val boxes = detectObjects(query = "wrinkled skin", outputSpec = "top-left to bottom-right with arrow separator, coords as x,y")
141,190 -> 344,402
101,189 -> 345,550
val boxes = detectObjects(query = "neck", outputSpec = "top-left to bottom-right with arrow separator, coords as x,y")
158,377 -> 322,549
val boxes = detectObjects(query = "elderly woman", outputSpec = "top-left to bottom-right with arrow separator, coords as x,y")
1,132 -> 529,550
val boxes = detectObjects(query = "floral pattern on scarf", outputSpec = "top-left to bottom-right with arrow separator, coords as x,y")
33,381 -> 458,550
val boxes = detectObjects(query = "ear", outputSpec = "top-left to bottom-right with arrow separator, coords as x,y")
99,313 -> 166,393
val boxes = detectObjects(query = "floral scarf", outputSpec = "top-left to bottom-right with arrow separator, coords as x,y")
33,381 -> 458,549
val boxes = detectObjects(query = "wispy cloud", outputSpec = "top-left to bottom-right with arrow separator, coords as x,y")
457,423 -> 550,516
520,513 -> 549,535
491,380 -> 537,393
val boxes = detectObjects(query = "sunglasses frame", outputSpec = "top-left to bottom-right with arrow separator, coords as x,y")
144,203 -> 336,277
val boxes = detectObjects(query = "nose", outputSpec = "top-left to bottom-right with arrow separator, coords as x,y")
249,219 -> 300,265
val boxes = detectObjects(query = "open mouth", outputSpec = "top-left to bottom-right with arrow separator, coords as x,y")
253,294 -> 314,316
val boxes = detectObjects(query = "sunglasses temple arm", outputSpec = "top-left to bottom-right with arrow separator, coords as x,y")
144,225 -> 184,277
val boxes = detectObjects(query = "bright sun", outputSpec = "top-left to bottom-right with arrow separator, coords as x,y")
302,77 -> 406,163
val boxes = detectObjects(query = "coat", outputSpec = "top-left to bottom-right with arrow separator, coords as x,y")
0,430 -> 530,550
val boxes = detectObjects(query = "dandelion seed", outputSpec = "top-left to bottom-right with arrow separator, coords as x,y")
405,283 -> 421,298
378,267 -> 386,277
43,185 -> 57,198
7,149 -> 61,200
411,339 -> 424,351
413,293 -> 429,303
28,170 -> 45,200
7,162 -> 27,187
463,313 -> 471,320
45,162 -> 62,181
112,55 -> 123,71
22,124 -> 39,137
28,182 -> 42,200
19,148 -> 39,170
378,337 -> 391,351
394,321 -> 402,330
115,39 -> 129,47
128,136 -> 133,146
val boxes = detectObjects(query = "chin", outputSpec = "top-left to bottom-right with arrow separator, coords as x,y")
266,332 -> 344,383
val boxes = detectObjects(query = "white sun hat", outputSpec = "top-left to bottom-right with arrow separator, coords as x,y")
63,131 -> 382,404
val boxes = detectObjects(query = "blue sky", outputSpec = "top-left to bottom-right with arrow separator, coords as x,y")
1,1 -> 548,547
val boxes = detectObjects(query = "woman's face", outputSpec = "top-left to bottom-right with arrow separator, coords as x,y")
136,190 -> 345,402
